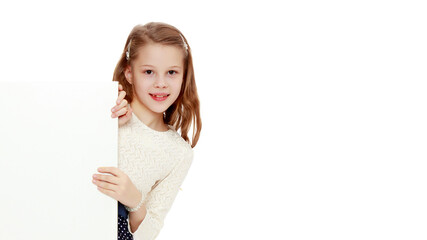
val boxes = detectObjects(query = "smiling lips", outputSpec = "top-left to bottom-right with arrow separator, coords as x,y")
149,93 -> 170,101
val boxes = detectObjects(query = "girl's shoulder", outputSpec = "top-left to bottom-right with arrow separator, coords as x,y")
163,129 -> 194,165
168,128 -> 193,152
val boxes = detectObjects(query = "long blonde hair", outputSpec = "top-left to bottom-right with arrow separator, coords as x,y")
113,22 -> 201,148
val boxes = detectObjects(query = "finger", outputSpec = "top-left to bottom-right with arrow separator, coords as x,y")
111,97 -> 127,114
112,106 -> 128,118
93,174 -> 119,185
113,99 -> 128,114
114,108 -> 128,118
119,106 -> 132,118
97,167 -> 122,177
117,91 -> 126,104
118,84 -> 123,91
118,107 -> 133,126
96,185 -> 117,199
93,179 -> 118,191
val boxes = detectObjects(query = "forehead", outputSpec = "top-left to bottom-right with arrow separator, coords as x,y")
134,43 -> 184,68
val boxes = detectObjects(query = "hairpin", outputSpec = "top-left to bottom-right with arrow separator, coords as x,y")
126,39 -> 132,61
180,34 -> 188,51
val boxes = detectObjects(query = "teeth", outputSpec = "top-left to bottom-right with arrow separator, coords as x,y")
150,94 -> 169,98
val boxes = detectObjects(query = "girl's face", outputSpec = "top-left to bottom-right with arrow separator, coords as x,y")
125,43 -> 185,114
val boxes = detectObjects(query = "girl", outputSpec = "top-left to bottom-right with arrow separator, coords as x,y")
91,22 -> 201,240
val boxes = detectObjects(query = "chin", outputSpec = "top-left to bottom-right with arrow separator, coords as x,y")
147,105 -> 169,114
139,98 -> 171,114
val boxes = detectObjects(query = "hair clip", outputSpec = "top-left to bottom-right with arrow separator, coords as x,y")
126,39 -> 132,61
180,34 -> 188,51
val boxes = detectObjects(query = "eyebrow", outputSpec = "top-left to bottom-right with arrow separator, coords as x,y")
138,64 -> 182,69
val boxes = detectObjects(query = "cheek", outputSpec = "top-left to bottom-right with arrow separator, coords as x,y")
133,81 -> 149,93
174,79 -> 184,92
131,83 -> 150,100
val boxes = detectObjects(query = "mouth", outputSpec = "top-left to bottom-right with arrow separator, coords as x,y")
149,93 -> 170,101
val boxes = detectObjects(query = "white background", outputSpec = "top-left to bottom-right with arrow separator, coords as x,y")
0,82 -> 117,239
1,0 -> 426,239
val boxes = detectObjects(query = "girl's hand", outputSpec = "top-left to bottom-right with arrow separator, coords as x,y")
111,83 -> 133,127
92,167 -> 142,209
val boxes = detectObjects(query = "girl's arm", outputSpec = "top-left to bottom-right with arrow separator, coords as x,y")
127,191 -> 148,232
128,148 -> 194,240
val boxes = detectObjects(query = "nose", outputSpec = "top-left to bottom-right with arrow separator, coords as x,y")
154,75 -> 167,88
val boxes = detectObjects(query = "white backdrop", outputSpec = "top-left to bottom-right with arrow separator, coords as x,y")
0,81 -> 117,239
0,0 -> 426,239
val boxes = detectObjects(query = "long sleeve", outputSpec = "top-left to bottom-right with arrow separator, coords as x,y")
128,148 -> 194,240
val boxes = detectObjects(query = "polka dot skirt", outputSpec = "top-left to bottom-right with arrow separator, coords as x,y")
118,202 -> 133,240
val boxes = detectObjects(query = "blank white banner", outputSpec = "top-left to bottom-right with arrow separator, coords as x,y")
0,81 -> 117,239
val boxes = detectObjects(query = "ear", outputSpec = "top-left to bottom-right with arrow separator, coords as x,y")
124,65 -> 133,85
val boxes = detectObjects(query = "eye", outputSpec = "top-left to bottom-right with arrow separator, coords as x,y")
168,70 -> 177,75
144,70 -> 153,75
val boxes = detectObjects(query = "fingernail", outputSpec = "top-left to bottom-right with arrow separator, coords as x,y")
111,107 -> 115,112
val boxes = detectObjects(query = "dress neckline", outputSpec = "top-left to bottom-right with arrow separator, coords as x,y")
131,111 -> 174,134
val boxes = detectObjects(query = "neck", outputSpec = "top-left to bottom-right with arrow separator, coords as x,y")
130,100 -> 168,132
